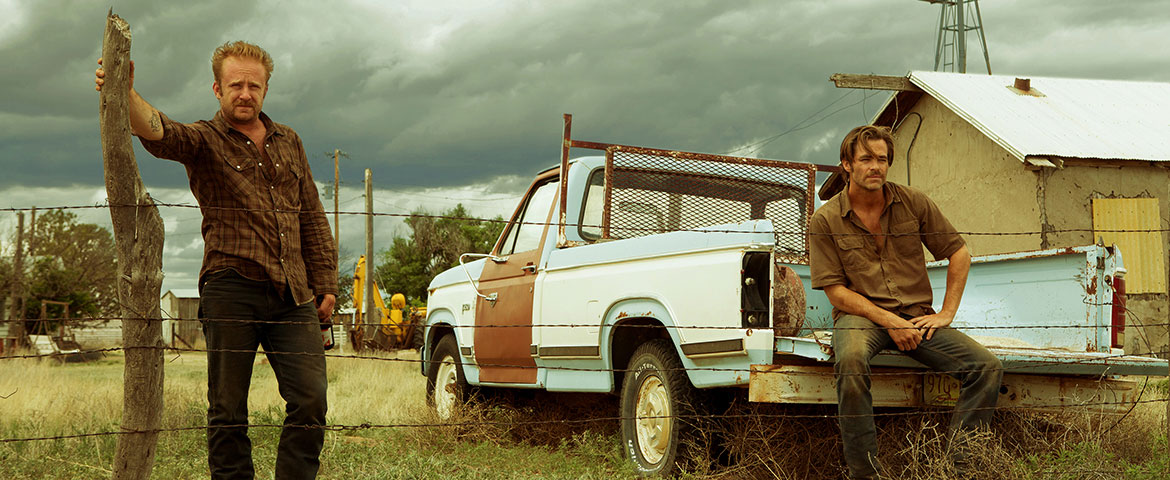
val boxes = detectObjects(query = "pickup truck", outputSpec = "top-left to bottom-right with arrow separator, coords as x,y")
420,116 -> 1168,477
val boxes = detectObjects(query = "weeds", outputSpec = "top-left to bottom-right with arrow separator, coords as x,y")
1,353 -> 1166,479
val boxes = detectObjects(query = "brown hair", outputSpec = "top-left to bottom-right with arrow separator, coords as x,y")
839,125 -> 894,181
211,41 -> 274,84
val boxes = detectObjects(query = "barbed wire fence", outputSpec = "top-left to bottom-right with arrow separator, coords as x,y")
1,202 -> 1168,477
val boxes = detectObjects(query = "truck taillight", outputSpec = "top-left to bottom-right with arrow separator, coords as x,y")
1111,269 -> 1127,349
741,253 -> 771,329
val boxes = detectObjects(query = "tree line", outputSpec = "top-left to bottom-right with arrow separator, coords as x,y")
333,204 -> 504,309
1,210 -> 119,327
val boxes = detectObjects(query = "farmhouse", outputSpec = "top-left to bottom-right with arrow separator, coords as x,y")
161,289 -> 202,348
827,71 -> 1170,357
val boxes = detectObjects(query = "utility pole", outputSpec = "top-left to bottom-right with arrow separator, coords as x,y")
28,206 -> 36,256
7,212 -> 26,348
364,169 -> 375,342
333,149 -> 341,251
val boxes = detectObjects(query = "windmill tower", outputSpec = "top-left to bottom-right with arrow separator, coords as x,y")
921,0 -> 991,74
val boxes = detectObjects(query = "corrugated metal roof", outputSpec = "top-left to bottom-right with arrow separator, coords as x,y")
895,71 -> 1170,163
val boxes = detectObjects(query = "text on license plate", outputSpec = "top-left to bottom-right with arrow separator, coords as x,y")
923,373 -> 960,406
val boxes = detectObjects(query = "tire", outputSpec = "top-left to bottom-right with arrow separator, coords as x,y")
425,334 -> 468,420
620,339 -> 699,477
410,319 -> 424,351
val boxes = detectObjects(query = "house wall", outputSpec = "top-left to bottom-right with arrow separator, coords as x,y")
885,95 -> 1168,357
1044,165 -> 1170,355
887,96 -> 1041,256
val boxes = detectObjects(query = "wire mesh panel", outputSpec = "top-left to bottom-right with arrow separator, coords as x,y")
602,145 -> 816,264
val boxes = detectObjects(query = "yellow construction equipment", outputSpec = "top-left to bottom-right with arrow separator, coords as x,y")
350,255 -> 424,351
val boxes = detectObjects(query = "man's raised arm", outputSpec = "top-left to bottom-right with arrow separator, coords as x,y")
912,244 -> 971,340
95,58 -> 164,141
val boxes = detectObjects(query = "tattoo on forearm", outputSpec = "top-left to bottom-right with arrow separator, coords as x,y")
149,113 -> 161,133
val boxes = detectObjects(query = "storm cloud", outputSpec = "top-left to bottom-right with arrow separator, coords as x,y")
2,0 -> 1168,292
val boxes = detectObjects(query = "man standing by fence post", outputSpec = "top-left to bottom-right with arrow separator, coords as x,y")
809,125 -> 1002,479
96,41 -> 337,479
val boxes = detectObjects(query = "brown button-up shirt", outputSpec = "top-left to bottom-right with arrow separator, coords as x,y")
809,182 -> 964,321
140,110 -> 338,305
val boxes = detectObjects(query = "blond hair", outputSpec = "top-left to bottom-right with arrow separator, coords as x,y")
211,41 -> 274,83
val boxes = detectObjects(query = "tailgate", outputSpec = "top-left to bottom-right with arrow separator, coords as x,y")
773,336 -> 1169,376
750,336 -> 1166,410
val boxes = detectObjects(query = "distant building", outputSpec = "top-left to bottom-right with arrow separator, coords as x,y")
829,71 -> 1170,357
161,289 -> 202,348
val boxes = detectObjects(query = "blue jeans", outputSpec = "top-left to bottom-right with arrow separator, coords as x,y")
832,314 -> 1002,478
200,269 -> 328,480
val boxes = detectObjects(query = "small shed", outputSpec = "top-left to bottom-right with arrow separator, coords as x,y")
827,71 -> 1170,357
161,288 -> 202,348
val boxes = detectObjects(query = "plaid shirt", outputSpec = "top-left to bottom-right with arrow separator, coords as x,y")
140,110 -> 338,305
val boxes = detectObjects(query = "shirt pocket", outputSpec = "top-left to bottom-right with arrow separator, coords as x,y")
221,155 -> 259,199
834,235 -> 869,271
276,160 -> 304,211
890,220 -> 924,258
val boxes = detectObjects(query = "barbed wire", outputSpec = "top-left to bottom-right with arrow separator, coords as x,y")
3,344 -> 1166,379
9,313 -> 1164,332
2,203 -> 1168,237
2,397 -> 1166,445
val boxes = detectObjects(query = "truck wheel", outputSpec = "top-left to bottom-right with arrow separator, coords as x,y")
410,320 -> 424,351
426,334 -> 467,419
620,339 -> 698,477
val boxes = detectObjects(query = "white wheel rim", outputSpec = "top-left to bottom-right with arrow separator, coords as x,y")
634,375 -> 671,464
434,353 -> 458,419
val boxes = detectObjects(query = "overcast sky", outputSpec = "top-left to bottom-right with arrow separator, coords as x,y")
2,0 -> 1168,296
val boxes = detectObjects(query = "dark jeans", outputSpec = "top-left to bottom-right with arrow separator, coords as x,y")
200,269 -> 328,480
832,314 -> 1003,479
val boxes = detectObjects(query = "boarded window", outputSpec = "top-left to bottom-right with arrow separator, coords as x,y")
1092,198 -> 1166,294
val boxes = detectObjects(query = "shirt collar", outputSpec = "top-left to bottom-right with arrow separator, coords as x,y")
837,182 -> 900,218
210,110 -> 283,139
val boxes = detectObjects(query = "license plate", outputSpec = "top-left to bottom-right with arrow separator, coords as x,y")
923,373 -> 960,406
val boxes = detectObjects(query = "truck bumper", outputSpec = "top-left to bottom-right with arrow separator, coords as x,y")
749,364 -> 1148,413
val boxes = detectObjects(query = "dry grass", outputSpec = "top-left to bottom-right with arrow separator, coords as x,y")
685,390 -> 1169,480
323,349 -> 427,427
408,387 -> 620,448
2,351 -> 1166,479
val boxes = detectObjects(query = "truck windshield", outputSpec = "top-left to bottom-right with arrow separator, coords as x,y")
498,179 -> 560,255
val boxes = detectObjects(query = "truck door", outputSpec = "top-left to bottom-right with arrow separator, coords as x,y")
474,174 -> 559,384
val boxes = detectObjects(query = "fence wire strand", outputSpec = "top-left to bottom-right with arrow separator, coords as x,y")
3,203 -> 1170,237
3,397 -> 1167,445
3,345 -> 1168,379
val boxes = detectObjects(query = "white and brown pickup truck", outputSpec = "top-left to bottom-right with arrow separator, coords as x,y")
420,116 -> 1168,477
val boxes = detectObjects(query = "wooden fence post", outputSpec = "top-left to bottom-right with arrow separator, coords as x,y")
99,11 -> 166,480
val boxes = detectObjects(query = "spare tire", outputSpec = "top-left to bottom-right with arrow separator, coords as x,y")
772,263 -> 805,336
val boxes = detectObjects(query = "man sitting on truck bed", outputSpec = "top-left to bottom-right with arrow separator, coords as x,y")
809,125 -> 1003,479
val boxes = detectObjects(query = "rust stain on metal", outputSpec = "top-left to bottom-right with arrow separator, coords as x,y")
998,246 -> 1080,260
615,311 -> 629,319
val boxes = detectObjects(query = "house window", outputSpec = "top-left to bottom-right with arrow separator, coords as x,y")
1092,198 -> 1165,294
